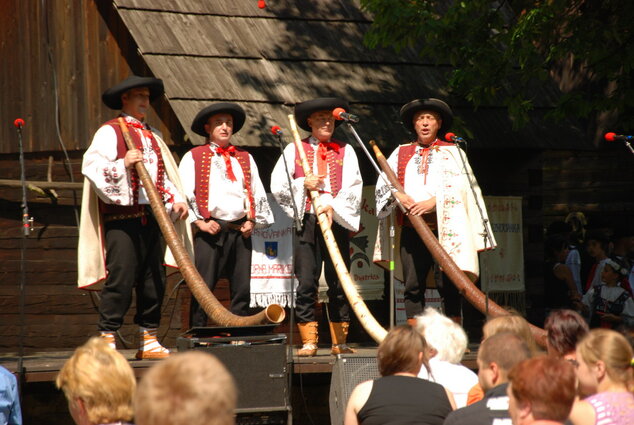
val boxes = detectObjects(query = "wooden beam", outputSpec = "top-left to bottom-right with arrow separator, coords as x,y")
0,179 -> 83,190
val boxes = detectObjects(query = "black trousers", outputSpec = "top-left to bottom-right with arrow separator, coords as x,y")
190,225 -> 253,327
400,226 -> 461,318
98,215 -> 166,331
294,214 -> 351,323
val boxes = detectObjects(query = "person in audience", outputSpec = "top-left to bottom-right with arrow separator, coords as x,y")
581,256 -> 634,328
134,350 -> 237,425
584,230 -> 611,293
507,356 -> 577,425
444,332 -> 531,425
544,234 -> 582,312
569,329 -> 634,425
467,313 -> 540,405
344,325 -> 455,425
565,212 -> 588,295
482,314 -> 541,356
544,309 -> 589,363
56,337 -> 136,425
0,366 -> 21,425
415,307 -> 478,408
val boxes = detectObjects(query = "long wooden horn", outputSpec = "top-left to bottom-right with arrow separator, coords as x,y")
287,115 -> 387,343
117,118 -> 285,326
369,140 -> 546,346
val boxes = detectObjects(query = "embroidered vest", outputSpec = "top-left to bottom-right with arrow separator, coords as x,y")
98,118 -> 169,215
191,144 -> 255,220
293,138 -> 345,211
396,141 -> 452,227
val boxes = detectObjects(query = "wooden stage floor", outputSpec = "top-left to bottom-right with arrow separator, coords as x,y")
0,344 -> 479,383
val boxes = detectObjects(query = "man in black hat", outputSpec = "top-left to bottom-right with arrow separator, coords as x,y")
375,98 -> 495,326
79,75 -> 190,359
179,103 -> 273,325
271,97 -> 362,356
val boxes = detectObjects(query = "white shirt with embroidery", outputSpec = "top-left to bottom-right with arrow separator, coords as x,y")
81,116 -> 182,210
375,143 -> 442,219
271,136 -> 362,232
178,143 -> 273,227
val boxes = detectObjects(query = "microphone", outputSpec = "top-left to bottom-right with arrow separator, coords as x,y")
14,118 -> 25,129
271,125 -> 283,136
605,132 -> 633,142
332,108 -> 360,123
444,132 -> 465,143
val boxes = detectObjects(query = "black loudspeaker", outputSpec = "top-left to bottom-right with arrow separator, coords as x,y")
177,331 -> 290,424
329,355 -> 379,425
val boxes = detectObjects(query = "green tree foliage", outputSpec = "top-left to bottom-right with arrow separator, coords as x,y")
361,0 -> 634,132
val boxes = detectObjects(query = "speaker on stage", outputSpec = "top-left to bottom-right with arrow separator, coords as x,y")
329,355 -> 379,425
177,328 -> 290,424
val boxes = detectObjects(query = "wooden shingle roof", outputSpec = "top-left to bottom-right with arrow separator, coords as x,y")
111,0 -> 590,149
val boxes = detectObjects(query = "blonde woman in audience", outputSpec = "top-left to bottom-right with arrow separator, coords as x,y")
135,351 -> 237,425
415,307 -> 478,408
56,337 -> 135,425
569,329 -> 634,425
345,325 -> 455,425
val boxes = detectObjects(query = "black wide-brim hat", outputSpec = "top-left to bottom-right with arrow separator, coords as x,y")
294,97 -> 349,132
191,103 -> 246,137
101,75 -> 164,110
400,98 -> 453,135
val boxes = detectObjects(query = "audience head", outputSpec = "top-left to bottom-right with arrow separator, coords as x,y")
483,314 -> 541,356
544,233 -> 569,262
544,309 -> 589,359
507,356 -> 576,425
377,325 -> 429,377
585,230 -> 610,259
135,351 -> 237,425
414,307 -> 468,364
477,332 -> 531,392
56,337 -> 136,425
575,328 -> 634,397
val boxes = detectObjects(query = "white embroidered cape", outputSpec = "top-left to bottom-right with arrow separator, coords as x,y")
374,144 -> 496,280
77,125 -> 193,290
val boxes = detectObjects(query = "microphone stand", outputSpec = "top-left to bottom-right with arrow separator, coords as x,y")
344,121 -> 406,329
274,131 -> 299,424
451,139 -> 495,315
16,122 -> 32,394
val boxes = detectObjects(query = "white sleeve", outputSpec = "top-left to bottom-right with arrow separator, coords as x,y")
81,125 -> 133,205
330,145 -> 362,231
271,144 -> 307,223
249,155 -> 274,228
375,148 -> 399,219
177,151 -> 203,223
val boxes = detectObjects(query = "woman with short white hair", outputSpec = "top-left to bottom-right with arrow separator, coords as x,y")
415,307 -> 478,408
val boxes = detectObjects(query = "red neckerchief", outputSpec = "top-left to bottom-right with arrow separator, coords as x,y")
317,141 -> 339,176
215,144 -> 237,182
418,139 -> 439,184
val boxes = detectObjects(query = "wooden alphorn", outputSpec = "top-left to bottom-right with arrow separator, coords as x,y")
118,118 -> 285,326
288,114 -> 387,343
369,140 -> 546,346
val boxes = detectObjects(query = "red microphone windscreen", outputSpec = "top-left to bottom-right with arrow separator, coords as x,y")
14,118 -> 25,128
332,107 -> 346,120
604,132 -> 617,142
271,125 -> 281,135
444,132 -> 456,142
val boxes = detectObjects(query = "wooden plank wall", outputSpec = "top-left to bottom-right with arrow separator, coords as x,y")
0,0 -> 180,155
543,146 -> 634,229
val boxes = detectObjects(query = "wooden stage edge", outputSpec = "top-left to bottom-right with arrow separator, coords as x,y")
0,344 -> 479,383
